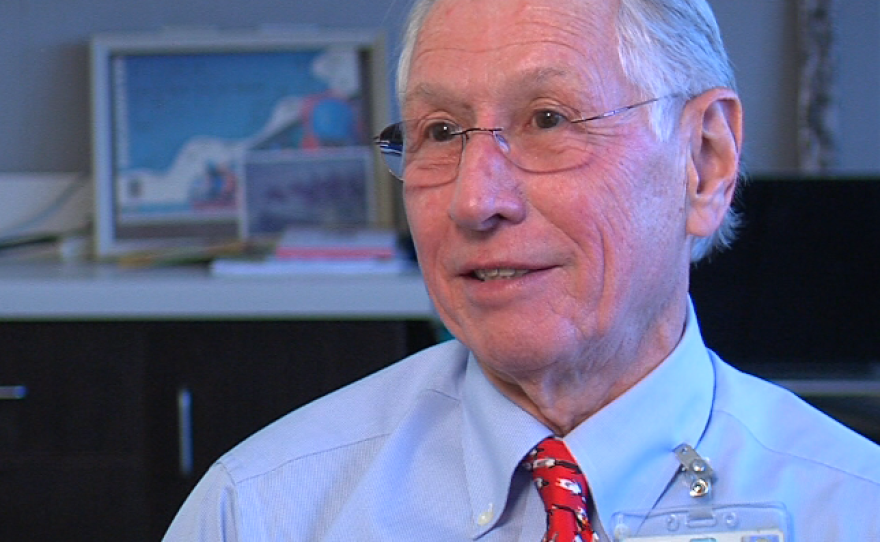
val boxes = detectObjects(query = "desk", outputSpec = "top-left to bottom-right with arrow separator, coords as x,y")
0,262 -> 437,541
0,262 -> 435,319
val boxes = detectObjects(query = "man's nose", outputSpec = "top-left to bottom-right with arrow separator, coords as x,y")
447,130 -> 526,231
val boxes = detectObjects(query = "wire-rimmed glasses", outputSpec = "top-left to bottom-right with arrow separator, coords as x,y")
373,97 -> 668,186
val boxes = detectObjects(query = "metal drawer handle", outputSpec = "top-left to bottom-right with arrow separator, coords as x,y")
0,386 -> 27,400
178,387 -> 194,478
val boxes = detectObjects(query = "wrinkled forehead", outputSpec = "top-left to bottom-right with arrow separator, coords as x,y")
403,0 -> 628,114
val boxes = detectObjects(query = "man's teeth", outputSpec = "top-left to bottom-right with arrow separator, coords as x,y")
473,269 -> 530,281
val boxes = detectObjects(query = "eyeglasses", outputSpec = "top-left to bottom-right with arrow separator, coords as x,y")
374,97 -> 667,186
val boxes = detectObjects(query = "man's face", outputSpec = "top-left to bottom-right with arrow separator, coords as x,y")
403,0 -> 694,381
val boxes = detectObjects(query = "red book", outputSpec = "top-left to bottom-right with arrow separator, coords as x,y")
274,227 -> 398,260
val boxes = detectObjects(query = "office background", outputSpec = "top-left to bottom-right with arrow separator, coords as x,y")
0,0 -> 878,178
0,2 -> 877,540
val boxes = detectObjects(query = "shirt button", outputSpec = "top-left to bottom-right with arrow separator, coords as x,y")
476,504 -> 494,526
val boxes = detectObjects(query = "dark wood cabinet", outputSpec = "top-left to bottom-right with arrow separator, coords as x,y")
0,319 -> 435,541
0,323 -> 148,539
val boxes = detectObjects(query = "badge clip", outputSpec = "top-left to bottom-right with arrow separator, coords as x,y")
674,443 -> 714,498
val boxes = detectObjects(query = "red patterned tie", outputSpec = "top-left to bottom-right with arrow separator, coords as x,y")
522,436 -> 595,542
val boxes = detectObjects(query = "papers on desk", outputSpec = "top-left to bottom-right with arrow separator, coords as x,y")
273,227 -> 399,260
210,256 -> 413,276
210,227 -> 414,277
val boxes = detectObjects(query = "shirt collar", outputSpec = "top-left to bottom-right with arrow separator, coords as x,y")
460,351 -> 550,538
563,298 -> 715,533
458,299 -> 715,538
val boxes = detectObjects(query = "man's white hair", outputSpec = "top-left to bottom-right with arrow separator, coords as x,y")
396,0 -> 741,262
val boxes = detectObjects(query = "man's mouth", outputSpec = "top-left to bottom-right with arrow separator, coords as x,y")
472,268 -> 531,281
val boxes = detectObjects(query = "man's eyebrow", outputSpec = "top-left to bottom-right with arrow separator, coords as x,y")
403,83 -> 469,110
506,67 -> 581,97
402,66 -> 588,112
517,66 -> 571,85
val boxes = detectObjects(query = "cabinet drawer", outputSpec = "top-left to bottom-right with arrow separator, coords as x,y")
0,322 -> 146,456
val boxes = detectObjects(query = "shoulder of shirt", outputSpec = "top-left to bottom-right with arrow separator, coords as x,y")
213,339 -> 470,484
710,352 -> 880,485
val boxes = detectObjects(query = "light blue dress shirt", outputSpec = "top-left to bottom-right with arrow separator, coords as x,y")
164,302 -> 880,540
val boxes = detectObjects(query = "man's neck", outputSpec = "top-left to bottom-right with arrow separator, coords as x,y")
479,297 -> 689,435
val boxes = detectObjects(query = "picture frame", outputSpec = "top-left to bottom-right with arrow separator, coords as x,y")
242,146 -> 377,237
89,27 -> 391,257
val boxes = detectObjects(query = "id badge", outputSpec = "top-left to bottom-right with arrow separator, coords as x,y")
611,503 -> 790,542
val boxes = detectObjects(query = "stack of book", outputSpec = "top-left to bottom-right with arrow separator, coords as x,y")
210,227 -> 412,277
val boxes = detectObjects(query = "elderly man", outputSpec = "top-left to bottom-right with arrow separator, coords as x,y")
164,0 -> 880,540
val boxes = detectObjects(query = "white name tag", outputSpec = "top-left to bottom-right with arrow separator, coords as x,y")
612,504 -> 789,542
620,530 -> 784,542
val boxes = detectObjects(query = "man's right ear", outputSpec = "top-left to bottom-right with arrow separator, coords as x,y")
680,87 -> 743,239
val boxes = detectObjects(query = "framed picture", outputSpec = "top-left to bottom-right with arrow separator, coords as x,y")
90,28 -> 391,256
242,146 -> 377,237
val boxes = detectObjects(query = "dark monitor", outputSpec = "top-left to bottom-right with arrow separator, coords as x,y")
689,176 -> 880,379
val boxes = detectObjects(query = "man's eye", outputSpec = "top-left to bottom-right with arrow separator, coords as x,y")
532,110 -> 568,130
424,122 -> 459,143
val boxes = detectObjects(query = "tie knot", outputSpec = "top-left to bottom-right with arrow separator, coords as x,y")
523,437 -> 583,474
523,437 -> 595,542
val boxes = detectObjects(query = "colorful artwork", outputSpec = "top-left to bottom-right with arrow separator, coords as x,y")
111,46 -> 371,227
